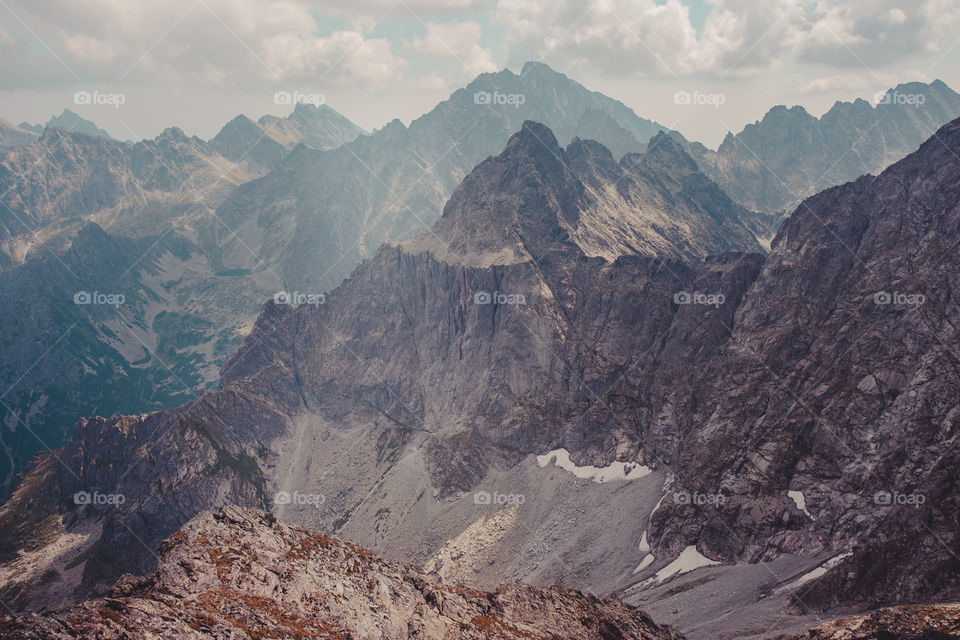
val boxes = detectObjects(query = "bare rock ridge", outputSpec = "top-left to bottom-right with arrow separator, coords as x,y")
0,506 -> 686,640
1,115 -> 959,637
683,79 -> 960,230
209,102 -> 365,170
0,119 -> 40,152
415,121 -> 762,264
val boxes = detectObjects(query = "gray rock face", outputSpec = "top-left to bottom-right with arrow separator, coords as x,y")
685,80 -> 960,236
0,506 -> 685,640
417,124 -> 761,264
0,126 -> 253,253
647,116 -> 960,609
0,120 -> 39,151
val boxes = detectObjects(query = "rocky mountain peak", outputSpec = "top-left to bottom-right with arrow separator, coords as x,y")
43,108 -> 115,140
565,135 -> 621,181
520,60 -> 550,75
291,100 -> 319,115
631,131 -> 700,174
693,79 -> 960,218
422,120 -> 582,263
501,120 -> 563,163
156,126 -> 190,143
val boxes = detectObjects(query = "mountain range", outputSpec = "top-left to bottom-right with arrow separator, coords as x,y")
682,80 -> 960,238
0,62 -> 685,498
1,61 -> 959,638
0,110 -> 113,151
2,67 -> 957,506
1,106 -> 958,637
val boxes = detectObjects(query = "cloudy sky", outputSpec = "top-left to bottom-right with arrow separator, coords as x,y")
1,0 -> 959,146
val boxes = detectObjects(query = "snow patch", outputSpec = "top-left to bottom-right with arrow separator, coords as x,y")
633,554 -> 655,574
535,448 -> 652,483
649,490 -> 668,518
777,552 -> 852,593
653,545 -> 720,583
788,490 -> 813,519
638,531 -> 650,554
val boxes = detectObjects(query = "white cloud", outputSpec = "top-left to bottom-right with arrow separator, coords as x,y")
0,0 -> 405,89
263,30 -> 405,87
410,20 -> 498,78
788,71 -> 891,95
495,0 -> 959,78
495,0 -> 812,78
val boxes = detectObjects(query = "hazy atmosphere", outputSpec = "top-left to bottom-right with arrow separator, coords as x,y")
1,1 -> 959,639
3,0 -> 960,144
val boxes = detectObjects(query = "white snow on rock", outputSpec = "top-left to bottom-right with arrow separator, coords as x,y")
633,554 -> 655,574
788,490 -> 814,519
638,531 -> 650,554
535,448 -> 652,483
776,552 -> 852,593
653,546 -> 720,583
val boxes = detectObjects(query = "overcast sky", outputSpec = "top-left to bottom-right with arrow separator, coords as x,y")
1,0 -> 959,147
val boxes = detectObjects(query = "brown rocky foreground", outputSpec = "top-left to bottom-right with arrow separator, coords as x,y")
0,506 -> 684,639
776,603 -> 960,639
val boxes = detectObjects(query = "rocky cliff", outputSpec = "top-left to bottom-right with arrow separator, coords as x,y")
645,115 -> 960,611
